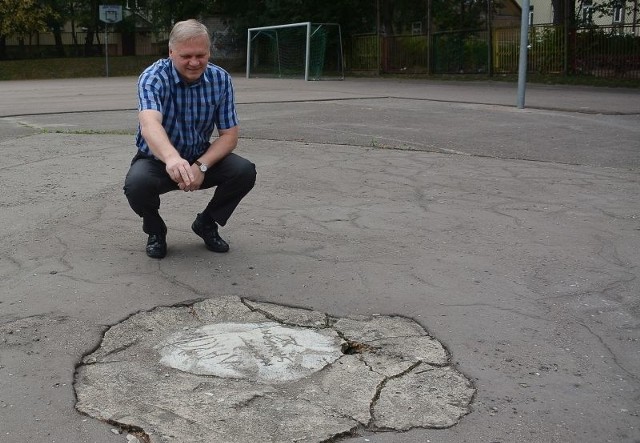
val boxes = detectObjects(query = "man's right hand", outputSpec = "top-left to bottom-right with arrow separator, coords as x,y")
165,156 -> 194,187
139,110 -> 195,187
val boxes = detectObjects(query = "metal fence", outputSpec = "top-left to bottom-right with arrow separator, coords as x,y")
494,24 -> 640,78
349,23 -> 640,79
573,25 -> 640,78
494,25 -> 564,74
345,34 -> 378,72
2,31 -> 167,58
347,31 -> 490,75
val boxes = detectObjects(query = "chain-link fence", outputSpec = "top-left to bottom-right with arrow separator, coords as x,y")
349,23 -> 640,80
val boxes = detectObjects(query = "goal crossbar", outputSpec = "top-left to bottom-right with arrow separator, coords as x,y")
248,22 -> 313,33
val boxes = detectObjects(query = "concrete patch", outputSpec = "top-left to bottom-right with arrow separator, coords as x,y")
74,296 -> 474,441
156,322 -> 343,382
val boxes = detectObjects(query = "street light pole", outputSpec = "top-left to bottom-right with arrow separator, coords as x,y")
517,0 -> 530,109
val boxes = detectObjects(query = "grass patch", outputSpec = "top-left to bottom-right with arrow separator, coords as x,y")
0,56 -> 160,80
0,56 -> 246,81
2,57 -> 638,87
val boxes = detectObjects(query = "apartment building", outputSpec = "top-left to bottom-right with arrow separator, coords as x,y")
517,0 -> 639,26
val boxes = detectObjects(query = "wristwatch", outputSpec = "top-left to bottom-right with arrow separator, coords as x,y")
194,160 -> 208,173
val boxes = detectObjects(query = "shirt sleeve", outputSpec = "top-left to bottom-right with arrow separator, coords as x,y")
215,73 -> 239,130
137,69 -> 163,113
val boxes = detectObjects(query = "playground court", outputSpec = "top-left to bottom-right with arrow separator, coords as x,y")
0,77 -> 639,442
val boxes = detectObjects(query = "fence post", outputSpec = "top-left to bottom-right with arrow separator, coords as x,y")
427,0 -> 432,75
563,18 -> 568,74
376,0 -> 381,75
487,0 -> 493,77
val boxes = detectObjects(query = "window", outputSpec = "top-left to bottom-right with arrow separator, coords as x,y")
613,1 -> 625,23
529,5 -> 534,26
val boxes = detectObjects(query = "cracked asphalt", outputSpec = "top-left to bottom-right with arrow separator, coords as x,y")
0,76 -> 639,443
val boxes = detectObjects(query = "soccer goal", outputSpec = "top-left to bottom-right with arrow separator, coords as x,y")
246,22 -> 344,81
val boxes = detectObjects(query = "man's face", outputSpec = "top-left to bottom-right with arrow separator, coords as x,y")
169,35 -> 210,83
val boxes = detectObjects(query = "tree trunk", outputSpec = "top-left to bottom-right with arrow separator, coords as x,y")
0,35 -> 7,60
380,0 -> 395,35
84,29 -> 96,56
552,0 -> 564,24
553,0 -> 577,76
552,0 -> 576,25
84,0 -> 100,56
52,24 -> 65,57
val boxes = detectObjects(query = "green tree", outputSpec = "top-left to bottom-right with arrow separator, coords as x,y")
0,0 -> 55,58
139,0 -> 218,31
431,0 -> 494,31
42,0 -> 74,56
217,0 -> 375,38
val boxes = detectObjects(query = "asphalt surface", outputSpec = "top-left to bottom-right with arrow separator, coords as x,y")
0,76 -> 639,443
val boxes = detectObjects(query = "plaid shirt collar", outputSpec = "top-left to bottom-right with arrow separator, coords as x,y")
169,60 -> 212,87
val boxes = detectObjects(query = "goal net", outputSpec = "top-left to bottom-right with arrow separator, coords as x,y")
246,22 -> 344,81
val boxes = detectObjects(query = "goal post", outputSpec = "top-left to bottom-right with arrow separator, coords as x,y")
246,22 -> 344,81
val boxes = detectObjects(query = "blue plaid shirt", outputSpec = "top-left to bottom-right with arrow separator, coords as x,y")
136,58 -> 239,163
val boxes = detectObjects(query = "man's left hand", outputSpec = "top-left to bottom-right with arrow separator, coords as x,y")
179,164 -> 205,192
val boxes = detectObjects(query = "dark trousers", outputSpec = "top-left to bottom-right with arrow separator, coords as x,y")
123,152 -> 256,235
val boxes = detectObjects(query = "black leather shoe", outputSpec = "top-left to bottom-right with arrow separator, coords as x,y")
191,213 -> 229,253
146,233 -> 167,259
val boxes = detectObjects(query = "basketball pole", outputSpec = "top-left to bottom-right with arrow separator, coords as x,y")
104,23 -> 109,77
99,5 -> 122,78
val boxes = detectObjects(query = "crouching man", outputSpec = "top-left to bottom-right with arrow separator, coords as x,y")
124,19 -> 256,259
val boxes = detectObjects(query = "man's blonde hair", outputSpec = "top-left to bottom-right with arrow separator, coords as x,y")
169,19 -> 210,50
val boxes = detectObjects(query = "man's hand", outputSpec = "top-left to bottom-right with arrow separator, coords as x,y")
165,156 -> 195,188
139,110 -> 197,188
176,162 -> 205,192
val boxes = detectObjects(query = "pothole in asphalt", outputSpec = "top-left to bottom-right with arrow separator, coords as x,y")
75,296 -> 475,442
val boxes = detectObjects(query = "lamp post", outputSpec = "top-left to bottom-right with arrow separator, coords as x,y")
517,0 -> 530,109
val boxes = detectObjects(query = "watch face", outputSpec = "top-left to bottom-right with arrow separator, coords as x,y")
200,164 -> 208,172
